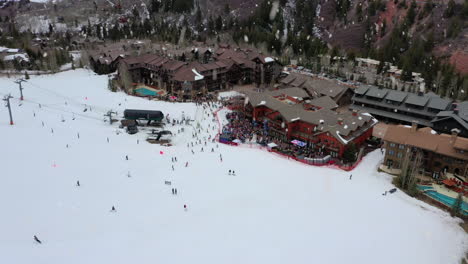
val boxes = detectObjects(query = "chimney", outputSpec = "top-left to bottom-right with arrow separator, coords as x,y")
451,128 -> 460,144
418,91 -> 423,96
411,122 -> 417,132
352,110 -> 358,116
454,108 -> 459,115
338,118 -> 344,125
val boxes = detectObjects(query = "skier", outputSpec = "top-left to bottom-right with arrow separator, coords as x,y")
172,188 -> 175,195
349,174 -> 352,180
175,189 -> 177,195
228,170 -> 231,175
232,170 -> 236,176
111,206 -> 116,212
126,155 -> 128,160
175,157 -> 177,162
76,180 -> 80,187
185,162 -> 188,167
191,150 -> 195,154
183,204 -> 187,211
211,148 -> 214,152
201,147 -> 204,152
34,235 -> 42,244
172,165 -> 174,171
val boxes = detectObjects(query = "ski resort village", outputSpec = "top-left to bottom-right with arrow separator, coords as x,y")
1,0 -> 468,263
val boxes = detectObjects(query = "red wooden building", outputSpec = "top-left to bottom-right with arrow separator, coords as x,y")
243,88 -> 377,158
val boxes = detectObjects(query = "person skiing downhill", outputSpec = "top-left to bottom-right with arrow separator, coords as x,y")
76,180 -> 80,187
228,170 -> 231,175
183,204 -> 187,210
34,235 -> 42,244
185,162 -> 188,167
349,174 -> 352,180
111,206 -> 116,212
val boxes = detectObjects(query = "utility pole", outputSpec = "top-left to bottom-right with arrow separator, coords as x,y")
14,79 -> 26,100
104,110 -> 117,125
3,94 -> 14,125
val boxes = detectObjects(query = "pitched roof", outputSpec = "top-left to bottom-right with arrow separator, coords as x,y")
355,85 -> 370,95
383,125 -> 468,160
172,67 -> 204,82
386,90 -> 407,103
365,87 -> 388,99
268,87 -> 310,99
243,90 -> 376,144
405,93 -> 429,107
307,96 -> 339,110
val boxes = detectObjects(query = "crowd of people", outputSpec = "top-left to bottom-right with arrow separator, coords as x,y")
221,112 -> 263,143
221,110 -> 333,161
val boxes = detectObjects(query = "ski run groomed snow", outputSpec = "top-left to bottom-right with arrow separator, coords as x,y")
0,69 -> 467,264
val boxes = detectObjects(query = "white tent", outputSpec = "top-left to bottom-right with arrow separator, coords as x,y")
267,142 -> 278,148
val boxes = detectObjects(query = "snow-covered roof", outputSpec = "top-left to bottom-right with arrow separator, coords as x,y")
192,69 -> 204,81
0,47 -> 20,53
3,54 -> 29,62
264,57 -> 274,63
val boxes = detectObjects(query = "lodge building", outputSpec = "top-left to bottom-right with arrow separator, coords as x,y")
350,86 -> 453,128
383,124 -> 468,179
242,88 -> 377,158
119,47 -> 282,100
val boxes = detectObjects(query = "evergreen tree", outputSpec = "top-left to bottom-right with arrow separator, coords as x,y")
444,0 -> 456,18
343,143 -> 358,163
150,0 -> 161,14
215,16 -> 223,31
224,3 -> 230,14
451,193 -> 463,217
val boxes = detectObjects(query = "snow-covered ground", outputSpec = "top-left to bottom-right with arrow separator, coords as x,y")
0,70 -> 467,264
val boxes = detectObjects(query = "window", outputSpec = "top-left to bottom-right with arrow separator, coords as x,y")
389,143 -> 396,147
399,144 -> 405,149
397,152 -> 403,158
387,159 -> 393,168
388,150 -> 394,156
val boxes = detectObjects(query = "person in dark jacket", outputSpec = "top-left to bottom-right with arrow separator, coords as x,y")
34,235 -> 42,244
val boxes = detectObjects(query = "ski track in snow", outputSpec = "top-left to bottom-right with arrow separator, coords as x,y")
0,69 -> 467,264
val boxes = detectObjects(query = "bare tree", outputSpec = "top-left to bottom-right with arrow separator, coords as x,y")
118,62 -> 133,93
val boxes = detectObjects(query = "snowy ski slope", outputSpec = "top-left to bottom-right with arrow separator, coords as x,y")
0,70 -> 467,264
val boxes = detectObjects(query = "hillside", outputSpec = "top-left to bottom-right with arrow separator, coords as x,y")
0,0 -> 467,74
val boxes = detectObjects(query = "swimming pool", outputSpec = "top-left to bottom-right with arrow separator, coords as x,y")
134,87 -> 163,96
418,185 -> 468,215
